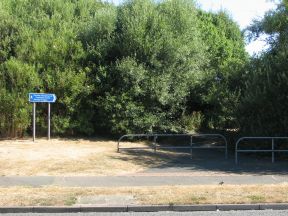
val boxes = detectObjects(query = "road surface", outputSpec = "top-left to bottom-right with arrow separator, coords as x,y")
2,210 -> 288,216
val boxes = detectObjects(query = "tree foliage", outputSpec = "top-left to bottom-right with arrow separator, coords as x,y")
93,0 -> 207,134
238,0 -> 288,135
194,10 -> 248,130
0,0 -> 248,137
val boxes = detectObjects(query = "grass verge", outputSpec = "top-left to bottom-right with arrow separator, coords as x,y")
0,184 -> 288,206
0,138 -> 175,176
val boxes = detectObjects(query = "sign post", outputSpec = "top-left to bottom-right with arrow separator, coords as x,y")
48,103 -> 51,140
29,93 -> 57,141
33,103 -> 36,142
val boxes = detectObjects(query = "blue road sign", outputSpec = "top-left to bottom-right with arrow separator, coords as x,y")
29,93 -> 57,103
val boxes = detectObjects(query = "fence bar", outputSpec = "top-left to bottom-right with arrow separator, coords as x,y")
157,146 -> 195,149
235,137 -> 288,165
153,136 -> 157,153
117,140 -> 120,153
117,133 -> 228,159
191,146 -> 226,149
235,145 -> 238,165
190,136 -> 193,159
237,150 -> 288,152
118,147 -> 153,150
225,138 -> 228,159
272,138 -> 275,163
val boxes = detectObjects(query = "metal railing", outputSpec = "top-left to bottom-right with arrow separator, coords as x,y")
235,137 -> 288,164
117,133 -> 228,159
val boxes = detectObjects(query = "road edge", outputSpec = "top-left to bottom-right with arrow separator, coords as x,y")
1,204 -> 288,213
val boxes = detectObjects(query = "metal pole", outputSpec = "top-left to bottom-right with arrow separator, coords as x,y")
235,150 -> 238,165
48,103 -> 50,140
235,140 -> 239,165
117,140 -> 120,153
190,136 -> 193,159
272,138 -> 275,163
33,103 -> 36,142
225,138 -> 228,159
153,136 -> 157,153
117,136 -> 123,153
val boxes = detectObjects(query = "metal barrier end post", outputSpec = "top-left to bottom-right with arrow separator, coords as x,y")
272,138 -> 275,163
190,135 -> 193,159
225,139 -> 228,159
235,139 -> 239,165
117,135 -> 126,153
117,140 -> 120,153
153,136 -> 157,153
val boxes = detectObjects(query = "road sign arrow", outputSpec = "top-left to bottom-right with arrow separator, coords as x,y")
51,94 -> 57,102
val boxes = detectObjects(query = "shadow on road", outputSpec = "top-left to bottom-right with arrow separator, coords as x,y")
112,147 -> 288,175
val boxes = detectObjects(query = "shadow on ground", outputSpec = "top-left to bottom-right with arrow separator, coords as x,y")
112,148 -> 288,175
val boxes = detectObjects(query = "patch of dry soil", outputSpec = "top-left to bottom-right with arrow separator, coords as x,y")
0,138 -> 149,176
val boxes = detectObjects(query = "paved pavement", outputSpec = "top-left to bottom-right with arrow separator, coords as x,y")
0,175 -> 287,187
0,149 -> 287,187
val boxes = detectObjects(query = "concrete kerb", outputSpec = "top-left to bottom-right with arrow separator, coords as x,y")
1,204 -> 288,213
127,205 -> 173,212
173,205 -> 217,211
0,207 -> 34,214
32,206 -> 82,213
260,203 -> 288,210
80,206 -> 128,212
217,204 -> 260,211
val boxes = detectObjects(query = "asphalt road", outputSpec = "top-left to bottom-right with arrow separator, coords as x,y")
2,210 -> 288,216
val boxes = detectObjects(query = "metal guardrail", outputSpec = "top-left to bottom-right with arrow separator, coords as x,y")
235,137 -> 288,164
117,133 -> 228,159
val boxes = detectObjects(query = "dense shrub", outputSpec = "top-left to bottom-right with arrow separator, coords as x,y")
0,0 -> 249,137
238,0 -> 288,136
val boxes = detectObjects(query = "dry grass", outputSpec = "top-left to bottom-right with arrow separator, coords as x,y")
0,138 -> 184,176
0,184 -> 288,206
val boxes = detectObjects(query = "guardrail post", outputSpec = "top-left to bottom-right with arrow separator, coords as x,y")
117,135 -> 127,153
190,135 -> 193,159
117,136 -> 124,153
235,139 -> 239,165
153,136 -> 157,153
272,138 -> 275,163
235,150 -> 238,165
225,138 -> 228,159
